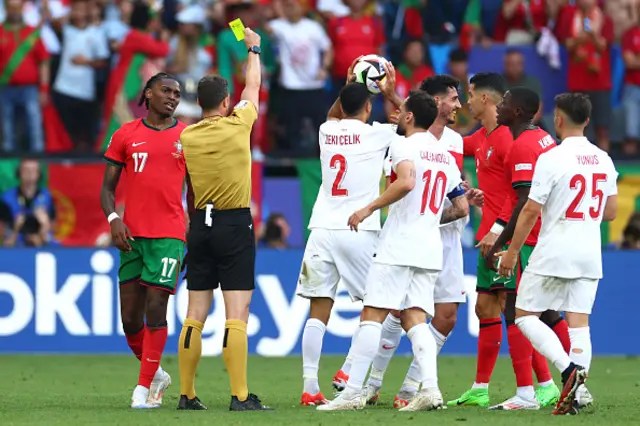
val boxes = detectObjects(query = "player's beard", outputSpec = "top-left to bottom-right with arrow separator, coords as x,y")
396,124 -> 406,136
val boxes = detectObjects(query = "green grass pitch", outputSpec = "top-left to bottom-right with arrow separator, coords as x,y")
2,355 -> 640,425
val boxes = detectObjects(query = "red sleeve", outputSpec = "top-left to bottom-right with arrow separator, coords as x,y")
554,6 -> 573,42
508,142 -> 537,186
463,131 -> 481,156
35,38 -> 50,61
602,15 -> 614,44
373,16 -> 386,46
622,29 -> 634,53
124,31 -> 170,58
450,152 -> 463,171
104,128 -> 127,165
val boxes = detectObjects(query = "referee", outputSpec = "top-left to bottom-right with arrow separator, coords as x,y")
176,27 -> 271,412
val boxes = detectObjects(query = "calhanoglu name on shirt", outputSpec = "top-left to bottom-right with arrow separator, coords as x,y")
420,151 -> 452,165
325,134 -> 361,145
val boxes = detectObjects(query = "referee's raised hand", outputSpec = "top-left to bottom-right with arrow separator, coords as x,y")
243,27 -> 261,48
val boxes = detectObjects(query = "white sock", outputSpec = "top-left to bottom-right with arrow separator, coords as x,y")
345,321 -> 382,394
400,358 -> 421,394
538,379 -> 554,387
407,322 -> 438,389
302,318 -> 326,394
516,316 -> 572,373
368,314 -> 403,387
429,323 -> 448,355
517,385 -> 536,401
568,327 -> 592,372
472,382 -> 489,389
341,326 -> 361,375
133,384 -> 149,398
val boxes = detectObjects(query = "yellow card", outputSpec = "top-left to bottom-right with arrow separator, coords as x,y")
229,18 -> 245,41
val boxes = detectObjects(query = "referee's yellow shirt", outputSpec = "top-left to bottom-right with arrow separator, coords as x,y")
181,100 -> 258,210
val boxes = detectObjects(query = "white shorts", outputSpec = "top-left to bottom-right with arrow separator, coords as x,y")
515,271 -> 599,314
296,228 -> 378,301
435,226 -> 466,304
364,263 -> 439,317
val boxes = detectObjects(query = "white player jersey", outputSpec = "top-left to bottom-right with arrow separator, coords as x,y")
376,132 -> 464,270
526,136 -> 618,279
308,119 -> 396,231
383,127 -> 468,232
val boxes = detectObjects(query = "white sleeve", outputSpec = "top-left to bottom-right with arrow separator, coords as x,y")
93,28 -> 110,60
528,154 -> 555,205
371,122 -> 398,149
269,19 -> 284,40
390,139 -> 413,172
383,155 -> 392,177
314,22 -> 331,51
606,157 -> 619,196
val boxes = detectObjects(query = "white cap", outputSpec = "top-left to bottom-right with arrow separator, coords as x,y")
176,5 -> 206,25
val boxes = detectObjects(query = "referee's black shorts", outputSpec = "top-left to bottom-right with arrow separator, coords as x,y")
186,207 -> 256,291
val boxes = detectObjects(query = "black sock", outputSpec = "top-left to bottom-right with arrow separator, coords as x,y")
561,362 -> 577,383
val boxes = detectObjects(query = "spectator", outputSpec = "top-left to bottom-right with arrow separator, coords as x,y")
260,213 -> 291,249
167,4 -> 215,124
448,48 -> 476,135
327,0 -> 386,94
503,49 -> 543,124
620,212 -> 640,249
555,0 -> 614,152
316,0 -> 350,20
17,214 -> 52,247
494,0 -> 548,45
0,200 -> 12,246
604,0 -> 638,41
0,0 -> 49,153
385,38 -> 434,120
52,0 -> 110,151
267,0 -> 333,157
621,12 -> 640,156
97,0 -> 171,151
1,159 -> 55,247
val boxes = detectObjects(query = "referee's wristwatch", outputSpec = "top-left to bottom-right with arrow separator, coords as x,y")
248,45 -> 261,55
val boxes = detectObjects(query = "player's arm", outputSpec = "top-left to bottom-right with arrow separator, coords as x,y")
327,56 -> 363,121
102,131 -> 133,251
100,164 -> 123,221
603,195 -> 618,222
441,193 -> 470,224
497,198 -> 542,278
492,185 -> 530,250
240,28 -> 262,113
348,160 -> 415,231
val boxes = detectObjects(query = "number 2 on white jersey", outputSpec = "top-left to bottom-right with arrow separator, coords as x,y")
421,170 -> 447,215
565,173 -> 607,220
132,152 -> 148,172
330,154 -> 348,197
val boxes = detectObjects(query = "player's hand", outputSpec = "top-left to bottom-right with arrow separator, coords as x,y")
348,207 -> 373,232
475,231 -> 498,258
346,55 -> 363,85
466,188 -> 484,207
243,27 -> 262,49
110,218 -> 134,252
378,61 -> 397,98
495,249 -> 518,279
316,68 -> 328,82
72,55 -> 90,66
388,109 -> 399,124
484,244 -> 501,271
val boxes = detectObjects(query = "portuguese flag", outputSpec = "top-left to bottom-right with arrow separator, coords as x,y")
95,30 -> 170,152
459,0 -> 481,51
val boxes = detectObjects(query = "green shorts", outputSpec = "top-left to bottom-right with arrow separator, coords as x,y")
476,244 -> 535,294
119,237 -> 185,293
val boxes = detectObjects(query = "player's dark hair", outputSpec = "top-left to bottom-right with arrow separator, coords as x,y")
130,1 -> 151,31
554,92 -> 592,125
508,86 -> 540,121
197,75 -> 229,110
405,90 -> 438,130
419,74 -> 459,97
138,72 -> 177,109
505,48 -> 523,56
448,47 -> 468,63
339,83 -> 371,117
469,72 -> 507,96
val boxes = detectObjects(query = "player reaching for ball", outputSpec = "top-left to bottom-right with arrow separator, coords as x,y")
297,57 -> 403,406
319,91 -> 469,412
357,75 -> 485,408
101,73 -> 187,409
496,93 -> 618,415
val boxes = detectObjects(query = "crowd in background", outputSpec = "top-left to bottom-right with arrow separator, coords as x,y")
2,0 -> 640,248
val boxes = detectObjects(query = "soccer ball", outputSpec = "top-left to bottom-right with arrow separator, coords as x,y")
353,54 -> 388,94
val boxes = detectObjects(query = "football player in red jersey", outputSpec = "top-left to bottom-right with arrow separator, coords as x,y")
100,73 -> 188,409
483,87 -> 590,410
